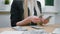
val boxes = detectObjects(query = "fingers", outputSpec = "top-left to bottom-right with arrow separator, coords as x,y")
28,16 -> 48,24
30,16 -> 41,23
43,20 -> 49,24
32,19 -> 41,23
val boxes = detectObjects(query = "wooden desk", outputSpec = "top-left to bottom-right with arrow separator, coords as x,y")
0,24 -> 60,33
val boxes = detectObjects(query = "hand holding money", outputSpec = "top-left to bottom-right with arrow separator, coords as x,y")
37,16 -> 52,26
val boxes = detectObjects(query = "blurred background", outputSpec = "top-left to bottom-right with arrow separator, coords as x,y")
0,0 -> 60,27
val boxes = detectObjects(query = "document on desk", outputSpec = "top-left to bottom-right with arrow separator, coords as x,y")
52,28 -> 60,34
31,26 -> 44,29
0,31 -> 24,34
12,26 -> 28,31
0,30 -> 50,34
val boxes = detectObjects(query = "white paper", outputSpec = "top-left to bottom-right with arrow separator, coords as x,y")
52,28 -> 60,34
0,30 -> 50,34
31,26 -> 44,29
0,31 -> 24,34
23,30 -> 49,34
12,26 -> 27,31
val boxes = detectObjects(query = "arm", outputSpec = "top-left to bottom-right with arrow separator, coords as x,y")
16,16 -> 41,26
16,17 -> 31,26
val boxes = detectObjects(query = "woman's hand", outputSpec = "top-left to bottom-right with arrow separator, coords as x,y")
29,16 -> 49,24
16,16 -> 49,26
28,16 -> 41,23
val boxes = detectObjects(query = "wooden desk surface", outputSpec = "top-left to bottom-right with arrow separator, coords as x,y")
0,24 -> 60,33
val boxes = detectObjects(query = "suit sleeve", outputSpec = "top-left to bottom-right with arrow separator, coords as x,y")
10,0 -> 24,27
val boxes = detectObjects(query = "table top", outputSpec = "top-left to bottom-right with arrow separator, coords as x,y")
0,24 -> 60,33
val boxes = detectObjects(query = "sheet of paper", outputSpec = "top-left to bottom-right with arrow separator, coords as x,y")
31,26 -> 44,29
52,28 -> 60,34
0,31 -> 24,34
0,30 -> 50,34
12,26 -> 28,31
23,30 -> 50,34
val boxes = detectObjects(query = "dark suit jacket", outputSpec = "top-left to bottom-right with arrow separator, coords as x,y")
10,0 -> 42,27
